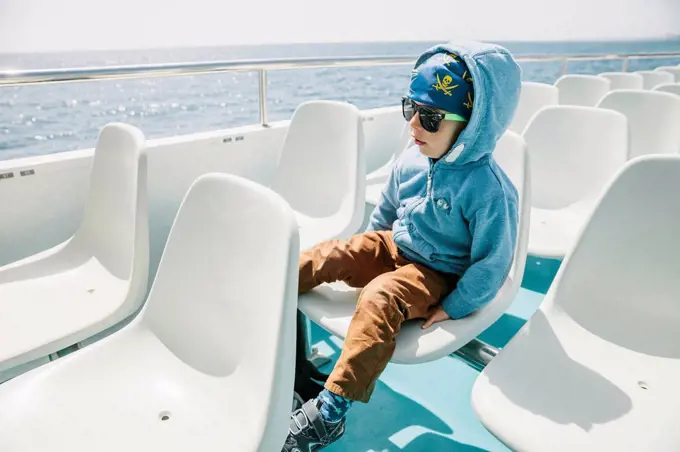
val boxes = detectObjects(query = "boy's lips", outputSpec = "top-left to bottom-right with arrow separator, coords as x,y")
413,136 -> 426,146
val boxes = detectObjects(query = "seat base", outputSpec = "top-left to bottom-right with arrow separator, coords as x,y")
296,212 -> 356,251
0,326 -> 262,452
365,182 -> 383,207
0,257 -> 128,372
528,198 -> 597,259
298,278 -> 517,365
472,309 -> 680,452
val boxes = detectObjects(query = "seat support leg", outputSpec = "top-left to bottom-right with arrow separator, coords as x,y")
450,338 -> 499,371
296,311 -> 330,402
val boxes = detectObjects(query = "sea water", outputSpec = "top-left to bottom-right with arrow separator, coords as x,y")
1,39 -> 680,160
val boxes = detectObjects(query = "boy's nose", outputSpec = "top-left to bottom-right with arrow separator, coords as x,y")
410,112 -> 423,130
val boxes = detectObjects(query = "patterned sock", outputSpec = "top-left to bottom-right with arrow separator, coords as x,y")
318,388 -> 353,423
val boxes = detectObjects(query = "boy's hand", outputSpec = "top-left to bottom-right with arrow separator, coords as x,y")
422,306 -> 451,329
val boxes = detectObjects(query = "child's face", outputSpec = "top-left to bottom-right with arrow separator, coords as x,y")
409,104 -> 465,159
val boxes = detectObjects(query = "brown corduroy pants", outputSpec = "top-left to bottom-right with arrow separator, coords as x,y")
299,230 -> 459,403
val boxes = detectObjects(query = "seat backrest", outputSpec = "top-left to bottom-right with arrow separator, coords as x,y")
72,122 -> 149,284
546,155 -> 680,357
597,90 -> 680,159
599,72 -> 644,90
522,105 -> 628,209
635,70 -> 675,90
270,100 -> 364,225
555,74 -> 611,106
492,130 -> 531,287
655,66 -> 680,82
142,173 -> 299,425
361,106 -> 410,175
653,83 -> 680,96
508,82 -> 559,134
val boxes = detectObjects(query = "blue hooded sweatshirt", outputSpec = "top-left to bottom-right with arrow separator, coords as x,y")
367,41 -> 521,319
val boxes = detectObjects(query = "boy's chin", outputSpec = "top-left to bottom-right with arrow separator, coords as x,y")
417,145 -> 444,159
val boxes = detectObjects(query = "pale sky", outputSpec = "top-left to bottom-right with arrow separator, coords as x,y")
1,0 -> 679,53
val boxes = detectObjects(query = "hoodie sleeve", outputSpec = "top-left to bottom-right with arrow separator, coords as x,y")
366,163 -> 400,232
441,195 -> 518,319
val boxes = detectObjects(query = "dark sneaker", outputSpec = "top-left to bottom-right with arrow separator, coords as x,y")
282,398 -> 346,451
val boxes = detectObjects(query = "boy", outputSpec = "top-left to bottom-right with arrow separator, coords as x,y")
283,40 -> 522,451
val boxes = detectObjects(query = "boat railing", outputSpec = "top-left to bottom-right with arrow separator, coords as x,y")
1,51 -> 679,126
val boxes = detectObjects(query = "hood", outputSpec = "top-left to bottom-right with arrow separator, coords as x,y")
409,41 -> 522,166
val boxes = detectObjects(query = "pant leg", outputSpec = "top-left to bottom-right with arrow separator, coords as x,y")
298,230 -> 398,293
325,260 -> 459,403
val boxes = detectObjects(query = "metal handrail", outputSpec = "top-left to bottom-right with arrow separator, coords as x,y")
1,51 -> 679,126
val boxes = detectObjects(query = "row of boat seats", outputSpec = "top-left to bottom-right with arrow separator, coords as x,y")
362,107 -> 412,207
525,90 -> 680,259
472,153 -> 680,452
0,100 -> 373,448
0,100 -> 367,380
0,75 -> 677,450
599,72 -> 644,90
464,65 -> 680,452
0,169 -> 302,451
555,65 -> 680,107
597,89 -> 680,159
0,100 -> 531,448
524,105 -> 628,259
0,123 -> 150,379
655,82 -> 680,96
508,63 -> 680,133
556,75 -> 611,107
636,69 -> 677,89
4,95 -> 515,386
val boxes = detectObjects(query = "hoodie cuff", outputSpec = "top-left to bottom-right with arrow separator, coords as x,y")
441,291 -> 475,320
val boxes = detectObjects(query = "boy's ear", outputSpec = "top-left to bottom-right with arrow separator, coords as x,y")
450,121 -> 466,141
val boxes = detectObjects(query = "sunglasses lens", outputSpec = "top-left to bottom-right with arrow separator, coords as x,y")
419,112 -> 441,133
402,98 -> 415,121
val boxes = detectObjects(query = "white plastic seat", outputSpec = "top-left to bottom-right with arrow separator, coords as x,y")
508,81 -> 559,134
655,66 -> 680,82
0,173 -> 299,452
270,100 -> 364,250
634,70 -> 675,89
0,123 -> 149,373
597,89 -> 680,159
653,82 -> 680,96
364,111 -> 411,207
362,105 -> 411,180
598,72 -> 644,90
524,105 -> 628,259
472,155 -> 680,452
555,74 -> 611,106
298,130 -> 531,364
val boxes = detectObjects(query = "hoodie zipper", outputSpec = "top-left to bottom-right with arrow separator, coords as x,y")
426,159 -> 434,198
403,160 -> 435,222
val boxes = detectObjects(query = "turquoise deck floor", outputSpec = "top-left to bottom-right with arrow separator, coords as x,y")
307,257 -> 561,451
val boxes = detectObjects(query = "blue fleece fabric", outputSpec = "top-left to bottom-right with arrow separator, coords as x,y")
367,41 -> 522,319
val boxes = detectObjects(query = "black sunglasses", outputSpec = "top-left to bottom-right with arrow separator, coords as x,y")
401,97 -> 460,133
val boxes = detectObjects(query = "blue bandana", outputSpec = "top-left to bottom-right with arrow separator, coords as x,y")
407,51 -> 474,122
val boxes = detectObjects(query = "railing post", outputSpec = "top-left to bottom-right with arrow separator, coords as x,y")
561,58 -> 568,75
621,57 -> 629,72
258,69 -> 268,127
